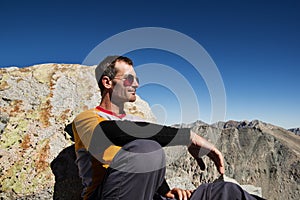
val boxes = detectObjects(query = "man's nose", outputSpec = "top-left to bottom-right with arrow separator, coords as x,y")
132,77 -> 139,88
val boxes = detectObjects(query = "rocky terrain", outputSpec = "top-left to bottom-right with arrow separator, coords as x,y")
0,64 -> 299,199
288,128 -> 300,136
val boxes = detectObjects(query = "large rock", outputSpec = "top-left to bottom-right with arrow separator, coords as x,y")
0,64 -> 156,199
0,64 -> 299,199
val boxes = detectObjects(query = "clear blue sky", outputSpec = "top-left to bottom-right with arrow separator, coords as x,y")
1,0 -> 299,129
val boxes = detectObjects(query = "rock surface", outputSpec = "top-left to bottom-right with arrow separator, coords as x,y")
1,64 -> 299,199
0,64 -> 156,199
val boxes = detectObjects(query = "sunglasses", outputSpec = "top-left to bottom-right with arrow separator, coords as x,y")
114,74 -> 139,86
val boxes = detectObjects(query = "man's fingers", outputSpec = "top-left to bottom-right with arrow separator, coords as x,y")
180,189 -> 188,200
170,188 -> 193,200
177,189 -> 182,200
182,189 -> 192,200
208,148 -> 225,174
189,132 -> 225,174
186,190 -> 192,198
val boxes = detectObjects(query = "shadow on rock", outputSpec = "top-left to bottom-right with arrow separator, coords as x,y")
50,123 -> 83,200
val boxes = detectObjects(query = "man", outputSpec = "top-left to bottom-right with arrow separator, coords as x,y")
72,56 -> 264,200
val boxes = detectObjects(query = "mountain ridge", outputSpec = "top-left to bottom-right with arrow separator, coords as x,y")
288,128 -> 300,136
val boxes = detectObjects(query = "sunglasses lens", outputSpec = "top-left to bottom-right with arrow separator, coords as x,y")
128,74 -> 134,84
123,74 -> 133,86
123,74 -> 139,86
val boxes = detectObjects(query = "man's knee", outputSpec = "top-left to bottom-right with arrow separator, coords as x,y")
193,181 -> 248,200
214,182 -> 253,199
123,139 -> 162,153
111,139 -> 166,173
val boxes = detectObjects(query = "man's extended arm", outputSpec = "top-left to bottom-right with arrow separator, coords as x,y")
97,120 -> 225,175
98,120 -> 190,146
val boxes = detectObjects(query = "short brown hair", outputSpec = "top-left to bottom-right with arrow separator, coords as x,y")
95,56 -> 133,92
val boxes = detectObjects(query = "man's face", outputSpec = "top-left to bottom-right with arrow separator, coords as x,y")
111,60 -> 139,105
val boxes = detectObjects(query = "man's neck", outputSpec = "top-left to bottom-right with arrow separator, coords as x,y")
99,99 -> 124,115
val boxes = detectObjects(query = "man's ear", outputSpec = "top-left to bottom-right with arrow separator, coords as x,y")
101,76 -> 113,89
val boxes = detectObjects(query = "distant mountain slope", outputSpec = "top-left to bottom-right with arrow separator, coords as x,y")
169,119 -> 300,199
288,127 -> 300,136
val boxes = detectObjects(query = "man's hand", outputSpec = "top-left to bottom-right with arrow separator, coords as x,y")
165,188 -> 193,200
188,131 -> 225,174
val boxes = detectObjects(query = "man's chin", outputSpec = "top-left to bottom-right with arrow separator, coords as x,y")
129,96 -> 136,102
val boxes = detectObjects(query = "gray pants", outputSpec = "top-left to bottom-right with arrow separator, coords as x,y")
91,139 -> 264,200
